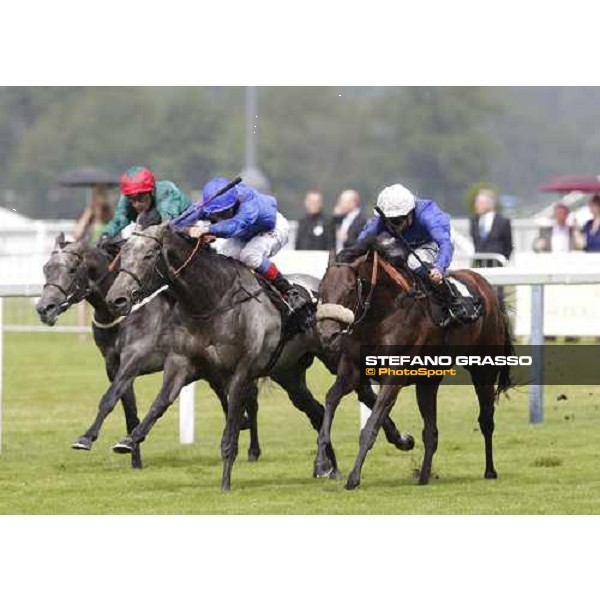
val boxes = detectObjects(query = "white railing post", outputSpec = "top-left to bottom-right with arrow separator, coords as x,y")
0,296 -> 4,452
179,382 -> 196,444
360,403 -> 371,430
360,383 -> 377,430
529,284 -> 544,424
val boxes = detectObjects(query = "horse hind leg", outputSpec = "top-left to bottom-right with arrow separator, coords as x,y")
472,370 -> 498,479
415,381 -> 440,486
208,377 -> 259,461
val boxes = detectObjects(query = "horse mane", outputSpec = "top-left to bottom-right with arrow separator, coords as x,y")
165,229 -> 253,289
338,235 -> 411,272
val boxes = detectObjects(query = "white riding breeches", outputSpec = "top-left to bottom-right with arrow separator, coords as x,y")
216,212 -> 290,270
406,241 -> 439,271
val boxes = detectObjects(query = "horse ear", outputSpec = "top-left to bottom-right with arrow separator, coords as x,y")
159,223 -> 170,240
54,232 -> 66,249
328,249 -> 337,267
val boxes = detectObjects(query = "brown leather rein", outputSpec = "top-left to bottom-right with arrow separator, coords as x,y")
333,250 -> 413,333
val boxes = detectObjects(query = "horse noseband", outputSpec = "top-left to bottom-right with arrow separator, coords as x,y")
316,302 -> 355,326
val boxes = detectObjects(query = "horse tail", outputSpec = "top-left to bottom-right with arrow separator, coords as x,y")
496,302 -> 515,399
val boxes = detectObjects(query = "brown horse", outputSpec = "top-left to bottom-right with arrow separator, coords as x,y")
315,242 -> 513,489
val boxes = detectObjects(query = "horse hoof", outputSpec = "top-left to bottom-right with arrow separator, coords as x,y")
396,434 -> 415,451
247,449 -> 261,462
313,461 -> 335,479
71,437 -> 92,451
484,470 -> 498,479
417,475 -> 430,486
345,477 -> 360,491
328,469 -> 344,481
113,439 -> 135,454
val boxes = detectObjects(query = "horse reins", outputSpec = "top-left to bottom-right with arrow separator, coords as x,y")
350,250 -> 379,329
173,235 -> 204,276
123,231 -> 263,318
323,250 -> 416,335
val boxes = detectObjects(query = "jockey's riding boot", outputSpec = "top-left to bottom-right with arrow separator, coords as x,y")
432,279 -> 472,324
271,273 -> 310,314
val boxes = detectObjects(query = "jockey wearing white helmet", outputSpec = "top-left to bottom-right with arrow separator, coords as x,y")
376,183 -> 417,218
357,183 -> 476,326
359,183 -> 453,287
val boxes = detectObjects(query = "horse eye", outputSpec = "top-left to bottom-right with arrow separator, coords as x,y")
144,252 -> 154,260
69,267 -> 78,274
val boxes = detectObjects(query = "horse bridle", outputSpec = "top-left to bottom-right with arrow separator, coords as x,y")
318,252 -> 379,336
118,231 -> 263,319
117,232 -> 169,302
43,249 -> 91,309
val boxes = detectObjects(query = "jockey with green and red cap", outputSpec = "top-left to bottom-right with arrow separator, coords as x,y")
99,166 -> 191,242
172,177 -> 309,315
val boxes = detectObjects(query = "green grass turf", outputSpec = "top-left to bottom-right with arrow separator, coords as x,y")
1,332 -> 599,514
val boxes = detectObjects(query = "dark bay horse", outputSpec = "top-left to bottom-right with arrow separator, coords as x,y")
36,234 -> 240,468
315,244 -> 514,489
104,225 -> 413,490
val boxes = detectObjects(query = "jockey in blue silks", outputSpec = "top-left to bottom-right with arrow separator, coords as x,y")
171,177 -> 308,314
358,183 -> 471,324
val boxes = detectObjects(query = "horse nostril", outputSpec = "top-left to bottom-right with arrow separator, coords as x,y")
112,297 -> 128,309
37,303 -> 56,316
109,296 -> 129,313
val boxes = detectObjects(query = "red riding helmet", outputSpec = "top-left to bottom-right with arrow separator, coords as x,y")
120,166 -> 156,196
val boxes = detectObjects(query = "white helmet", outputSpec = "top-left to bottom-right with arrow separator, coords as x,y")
376,184 -> 416,218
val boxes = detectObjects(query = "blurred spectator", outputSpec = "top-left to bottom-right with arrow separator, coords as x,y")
73,185 -> 114,243
295,190 -> 334,250
469,188 -> 513,265
533,203 -> 583,252
582,195 -> 600,252
333,189 -> 366,253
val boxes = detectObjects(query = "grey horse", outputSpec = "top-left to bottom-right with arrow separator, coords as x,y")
35,234 -> 248,468
105,225 -> 413,490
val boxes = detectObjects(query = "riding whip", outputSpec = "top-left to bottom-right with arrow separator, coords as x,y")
374,206 -> 431,273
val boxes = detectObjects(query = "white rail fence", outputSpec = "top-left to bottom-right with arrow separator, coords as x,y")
2,253 -> 600,452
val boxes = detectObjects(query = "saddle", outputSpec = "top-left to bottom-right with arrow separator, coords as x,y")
430,276 -> 484,328
255,275 -> 317,337
373,235 -> 483,328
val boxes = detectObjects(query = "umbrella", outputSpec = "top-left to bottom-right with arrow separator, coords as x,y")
57,167 -> 120,188
539,175 -> 600,193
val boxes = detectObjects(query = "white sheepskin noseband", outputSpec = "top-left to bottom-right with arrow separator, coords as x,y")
316,303 -> 355,325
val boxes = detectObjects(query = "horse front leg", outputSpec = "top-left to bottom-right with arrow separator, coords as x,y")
72,358 -> 139,451
356,383 -> 415,451
346,383 -> 402,490
271,365 -> 341,479
221,376 -> 255,492
120,385 -> 142,469
112,355 -> 192,453
314,356 -> 359,479
244,385 -> 261,462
